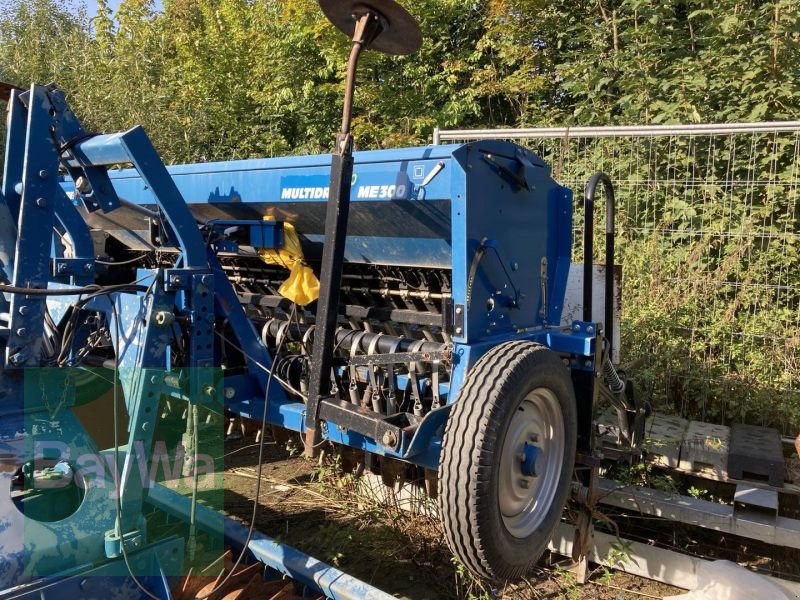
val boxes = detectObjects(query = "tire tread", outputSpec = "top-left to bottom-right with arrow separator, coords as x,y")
437,341 -> 576,581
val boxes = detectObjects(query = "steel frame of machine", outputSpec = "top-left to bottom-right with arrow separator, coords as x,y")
85,139 -> 602,464
0,83 -> 406,599
0,77 -> 616,596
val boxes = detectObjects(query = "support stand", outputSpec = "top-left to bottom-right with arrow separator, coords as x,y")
304,1 -> 421,455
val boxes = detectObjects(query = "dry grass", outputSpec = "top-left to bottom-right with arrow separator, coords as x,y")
220,434 -> 684,599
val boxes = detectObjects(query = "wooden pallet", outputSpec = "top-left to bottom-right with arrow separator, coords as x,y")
596,409 -> 798,493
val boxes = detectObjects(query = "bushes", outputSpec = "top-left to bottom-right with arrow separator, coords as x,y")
558,134 -> 800,432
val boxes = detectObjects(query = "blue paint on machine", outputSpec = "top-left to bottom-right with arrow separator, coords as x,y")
0,82 -> 604,598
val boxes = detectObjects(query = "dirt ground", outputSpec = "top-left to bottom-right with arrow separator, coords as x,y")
220,433 -> 682,600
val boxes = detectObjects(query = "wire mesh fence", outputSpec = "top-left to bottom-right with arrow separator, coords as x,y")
436,124 -> 800,433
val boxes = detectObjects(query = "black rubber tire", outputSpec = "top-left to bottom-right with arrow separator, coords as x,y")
437,341 -> 578,582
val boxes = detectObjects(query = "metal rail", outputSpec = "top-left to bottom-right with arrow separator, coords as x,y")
548,522 -> 800,596
148,484 -> 396,600
596,478 -> 800,550
433,121 -> 800,144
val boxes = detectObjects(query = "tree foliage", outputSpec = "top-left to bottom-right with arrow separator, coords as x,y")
1,0 -> 797,157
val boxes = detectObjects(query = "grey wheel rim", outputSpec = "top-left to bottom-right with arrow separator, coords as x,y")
498,387 -> 565,538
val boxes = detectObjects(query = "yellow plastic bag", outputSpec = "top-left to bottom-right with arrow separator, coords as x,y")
257,219 -> 320,306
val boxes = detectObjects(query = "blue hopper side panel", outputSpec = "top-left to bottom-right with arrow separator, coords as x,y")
67,140 -> 573,344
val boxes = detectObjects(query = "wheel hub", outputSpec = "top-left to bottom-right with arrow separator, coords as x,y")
520,442 -> 541,478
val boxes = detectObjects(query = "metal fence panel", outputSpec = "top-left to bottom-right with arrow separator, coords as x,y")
436,125 -> 800,433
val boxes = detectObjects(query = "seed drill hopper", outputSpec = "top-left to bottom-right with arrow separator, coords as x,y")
0,1 -> 645,597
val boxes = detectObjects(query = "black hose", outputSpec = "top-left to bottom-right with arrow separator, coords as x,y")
0,283 -> 147,296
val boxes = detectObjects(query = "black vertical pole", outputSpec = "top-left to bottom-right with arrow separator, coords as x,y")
583,172 -> 616,354
582,193 -> 594,324
303,13 -> 383,455
304,147 -> 354,452
604,184 -> 615,354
